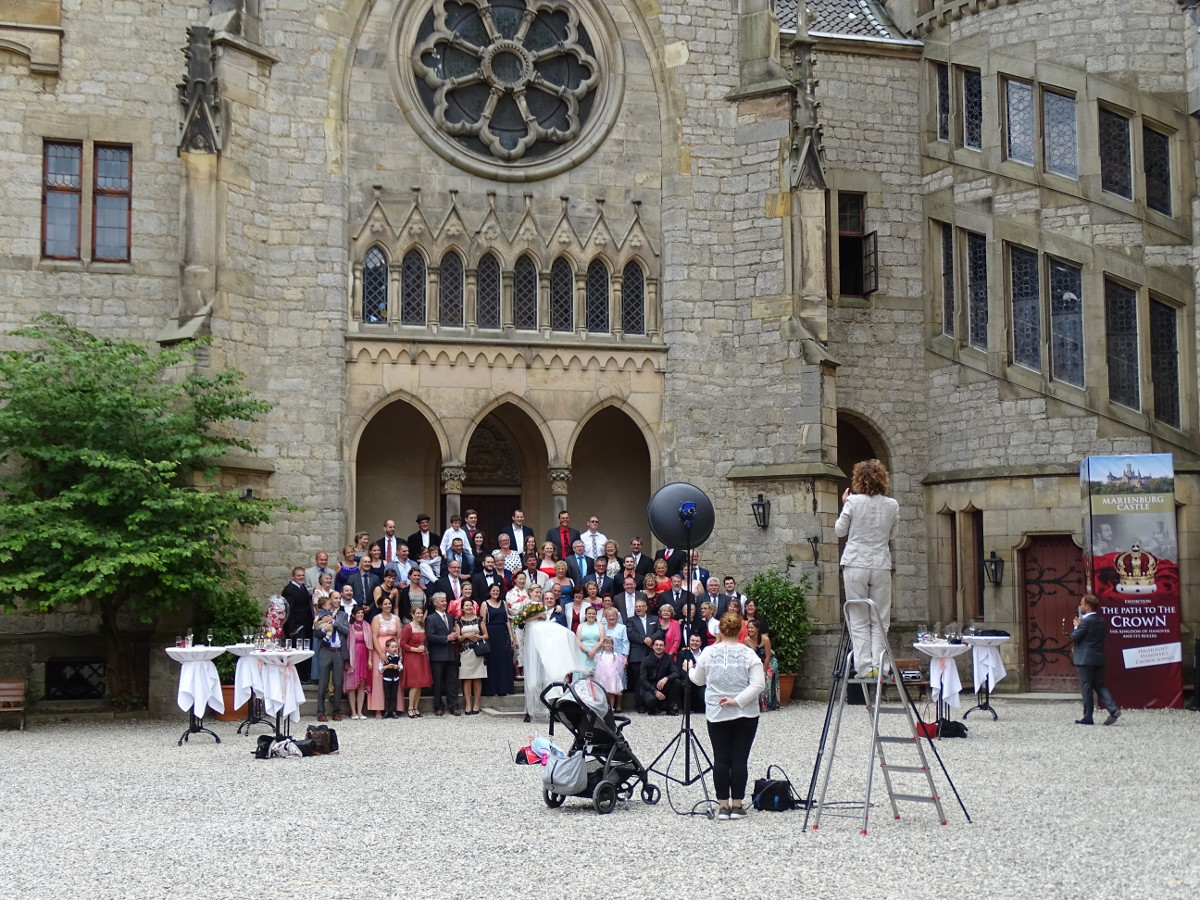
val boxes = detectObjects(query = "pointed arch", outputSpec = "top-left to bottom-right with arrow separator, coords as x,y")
459,393 -> 557,464
513,254 -> 539,331
586,258 -> 610,333
621,259 -> 645,335
362,245 -> 389,323
550,256 -> 574,332
477,251 -> 502,330
439,248 -> 464,327
401,249 -> 427,325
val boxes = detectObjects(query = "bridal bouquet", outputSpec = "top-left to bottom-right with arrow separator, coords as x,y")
511,600 -> 546,629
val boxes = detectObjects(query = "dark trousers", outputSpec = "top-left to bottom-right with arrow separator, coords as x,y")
639,679 -> 681,714
626,660 -> 642,703
431,659 -> 459,711
382,679 -> 399,715
707,716 -> 759,801
1077,664 -> 1118,721
315,646 -> 343,716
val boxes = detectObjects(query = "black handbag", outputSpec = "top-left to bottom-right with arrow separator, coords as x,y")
472,638 -> 491,656
752,765 -> 800,812
305,724 -> 339,754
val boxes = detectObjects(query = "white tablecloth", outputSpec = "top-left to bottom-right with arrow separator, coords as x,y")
913,642 -> 970,709
165,646 -> 227,717
962,635 -> 1010,693
256,650 -> 313,723
227,644 -> 265,710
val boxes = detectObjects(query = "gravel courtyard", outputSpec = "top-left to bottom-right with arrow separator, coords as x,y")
2,699 -> 1197,900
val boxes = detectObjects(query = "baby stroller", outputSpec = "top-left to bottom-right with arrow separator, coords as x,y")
538,679 -> 661,814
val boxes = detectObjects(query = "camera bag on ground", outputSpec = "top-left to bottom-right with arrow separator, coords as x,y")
305,724 -> 339,754
752,765 -> 800,811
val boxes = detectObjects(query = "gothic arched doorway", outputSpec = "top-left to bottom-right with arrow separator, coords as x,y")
461,404 -> 551,547
569,407 -> 652,555
355,399 -> 442,538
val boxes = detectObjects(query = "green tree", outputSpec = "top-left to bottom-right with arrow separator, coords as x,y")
0,316 -> 284,707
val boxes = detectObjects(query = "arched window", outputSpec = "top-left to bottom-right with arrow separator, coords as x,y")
477,252 -> 501,329
622,261 -> 645,335
550,257 -> 573,332
513,255 -> 539,330
362,247 -> 388,323
401,250 -> 426,325
440,250 -> 464,326
586,259 -> 609,333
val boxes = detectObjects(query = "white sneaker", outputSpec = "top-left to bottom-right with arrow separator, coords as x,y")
729,807 -> 748,820
717,810 -> 732,821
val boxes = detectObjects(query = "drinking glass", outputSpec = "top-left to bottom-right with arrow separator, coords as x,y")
285,639 -> 293,651
206,630 -> 214,645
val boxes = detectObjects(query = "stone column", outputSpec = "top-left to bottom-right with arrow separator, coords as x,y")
442,465 -> 465,519
549,467 -> 571,516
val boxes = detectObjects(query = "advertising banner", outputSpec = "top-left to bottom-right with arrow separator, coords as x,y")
1081,454 -> 1182,709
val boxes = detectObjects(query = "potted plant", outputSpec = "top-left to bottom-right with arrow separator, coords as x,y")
745,556 -> 813,707
194,588 -> 265,720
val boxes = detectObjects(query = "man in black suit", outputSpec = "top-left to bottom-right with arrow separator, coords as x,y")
282,566 -> 314,681
699,577 -> 726,616
616,575 -> 648,621
312,597 -> 348,721
546,510 -> 582,560
629,537 -> 654,581
678,633 -> 706,713
349,554 -> 380,606
661,573 -> 692,619
655,546 -> 685,578
565,539 -> 591,586
407,513 -> 441,560
584,555 -> 615,597
626,598 -> 654,712
639,638 -> 682,714
501,508 -> 535,558
374,519 -> 403,568
425,592 -> 461,716
471,553 -> 508,599
432,559 -> 468,611
1070,593 -> 1121,726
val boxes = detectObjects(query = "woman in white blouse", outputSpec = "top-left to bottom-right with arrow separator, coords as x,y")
688,610 -> 765,820
834,458 -> 899,679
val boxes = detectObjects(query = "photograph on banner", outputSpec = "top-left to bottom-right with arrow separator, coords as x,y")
1080,453 -> 1182,709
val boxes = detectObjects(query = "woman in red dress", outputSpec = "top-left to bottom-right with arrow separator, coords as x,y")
401,605 -> 433,718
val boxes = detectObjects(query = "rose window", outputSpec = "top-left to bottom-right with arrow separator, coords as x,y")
412,0 -> 601,162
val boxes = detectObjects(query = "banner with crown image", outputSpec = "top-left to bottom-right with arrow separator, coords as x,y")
1081,454 -> 1182,709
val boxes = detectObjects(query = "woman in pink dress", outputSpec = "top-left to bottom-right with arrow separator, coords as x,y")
369,596 -> 401,719
344,605 -> 371,719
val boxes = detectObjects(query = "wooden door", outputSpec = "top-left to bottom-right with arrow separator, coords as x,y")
1021,534 -> 1086,691
458,494 -> 521,548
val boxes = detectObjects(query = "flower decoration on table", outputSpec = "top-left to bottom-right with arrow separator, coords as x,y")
511,599 -> 547,629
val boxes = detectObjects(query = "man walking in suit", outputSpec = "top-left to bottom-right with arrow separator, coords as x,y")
626,598 -> 653,712
1070,593 -> 1121,725
282,566 -> 314,681
547,510 -> 581,560
425,592 -> 461,716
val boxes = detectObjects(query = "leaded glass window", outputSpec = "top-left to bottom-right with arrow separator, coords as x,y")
43,142 -> 82,259
1048,260 -> 1084,388
440,250 -> 464,326
1004,80 -> 1034,165
967,231 -> 988,349
513,255 -> 538,330
962,69 -> 982,150
1104,279 -> 1139,409
935,63 -> 950,142
1144,126 -> 1171,216
1009,246 -> 1040,369
622,261 -> 645,335
1099,108 -> 1132,199
586,259 -> 609,333
941,222 -> 954,337
401,250 -> 427,326
93,145 -> 132,262
477,252 -> 501,329
1149,298 -> 1180,428
550,257 -> 573,331
362,247 -> 388,323
1043,90 -> 1077,178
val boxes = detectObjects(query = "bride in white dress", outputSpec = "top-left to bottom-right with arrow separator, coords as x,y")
516,585 -> 578,721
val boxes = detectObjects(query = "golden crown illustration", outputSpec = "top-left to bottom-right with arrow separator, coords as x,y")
1114,542 -> 1159,595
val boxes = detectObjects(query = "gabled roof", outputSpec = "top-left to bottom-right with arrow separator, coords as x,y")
776,0 -> 902,40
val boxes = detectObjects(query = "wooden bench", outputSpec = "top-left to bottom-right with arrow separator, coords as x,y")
0,678 -> 28,730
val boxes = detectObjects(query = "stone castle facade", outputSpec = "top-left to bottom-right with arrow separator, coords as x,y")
1,0 -> 1197,707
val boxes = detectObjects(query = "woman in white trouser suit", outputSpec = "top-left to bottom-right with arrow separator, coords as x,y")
835,459 -> 899,678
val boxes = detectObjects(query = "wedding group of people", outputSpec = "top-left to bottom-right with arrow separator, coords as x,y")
278,507 -> 781,724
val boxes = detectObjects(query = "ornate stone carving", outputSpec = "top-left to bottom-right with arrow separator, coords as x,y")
178,27 -> 223,154
411,0 -> 601,162
465,419 -> 521,485
441,465 -> 466,494
548,467 -> 572,494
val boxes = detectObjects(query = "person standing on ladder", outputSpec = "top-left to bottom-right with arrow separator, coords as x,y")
835,459 -> 899,679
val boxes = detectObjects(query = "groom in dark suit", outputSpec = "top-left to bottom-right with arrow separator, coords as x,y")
1070,594 -> 1121,726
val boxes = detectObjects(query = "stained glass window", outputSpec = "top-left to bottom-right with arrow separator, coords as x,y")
1004,80 -> 1034,165
550,257 -> 573,331
513,255 -> 538,330
586,259 -> 609,333
962,68 -> 982,150
941,223 -> 954,337
1099,108 -> 1132,199
401,250 -> 427,326
439,250 -> 464,326
1043,91 -> 1077,178
967,231 -> 988,349
476,252 -> 501,329
1009,246 -> 1040,369
1144,126 -> 1171,216
1048,260 -> 1084,388
622,261 -> 645,335
1104,279 -> 1139,409
935,63 -> 950,142
93,145 -> 132,262
362,247 -> 388,323
1149,298 -> 1179,427
43,142 -> 82,259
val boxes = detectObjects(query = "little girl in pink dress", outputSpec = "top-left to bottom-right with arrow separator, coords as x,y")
592,636 -> 626,707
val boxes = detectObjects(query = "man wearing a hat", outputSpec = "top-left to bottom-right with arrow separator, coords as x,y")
407,513 -> 441,559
